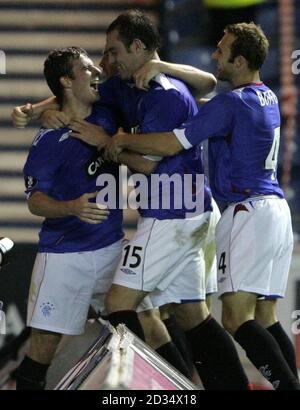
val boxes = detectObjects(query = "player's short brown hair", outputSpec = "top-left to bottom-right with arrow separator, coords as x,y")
225,22 -> 269,71
106,9 -> 160,52
44,47 -> 88,105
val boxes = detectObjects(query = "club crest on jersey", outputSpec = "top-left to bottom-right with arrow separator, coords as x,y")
24,175 -> 38,190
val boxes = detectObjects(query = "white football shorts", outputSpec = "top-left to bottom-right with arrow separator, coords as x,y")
27,239 -> 153,335
112,200 -> 220,307
216,196 -> 294,298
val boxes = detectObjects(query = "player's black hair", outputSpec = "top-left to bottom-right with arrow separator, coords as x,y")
225,22 -> 269,71
44,47 -> 88,105
106,9 -> 160,52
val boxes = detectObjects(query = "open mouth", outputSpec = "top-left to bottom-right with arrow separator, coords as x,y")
90,77 -> 100,91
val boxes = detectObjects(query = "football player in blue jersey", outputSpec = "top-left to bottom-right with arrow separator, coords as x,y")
70,11 -> 250,390
11,10 -> 253,390
13,47 -> 166,390
107,22 -> 300,390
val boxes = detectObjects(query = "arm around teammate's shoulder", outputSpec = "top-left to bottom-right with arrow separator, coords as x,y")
173,92 -> 236,148
134,60 -> 216,96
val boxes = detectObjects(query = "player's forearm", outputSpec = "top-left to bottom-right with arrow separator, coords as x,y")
157,61 -> 216,96
120,132 -> 182,157
28,192 -> 74,218
118,150 -> 158,175
31,96 -> 59,119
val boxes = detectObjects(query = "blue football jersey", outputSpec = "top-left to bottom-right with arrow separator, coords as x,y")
23,106 -> 123,253
173,82 -> 284,204
99,74 -> 212,218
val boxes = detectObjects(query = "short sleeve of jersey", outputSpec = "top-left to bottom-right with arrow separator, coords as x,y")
173,92 -> 235,149
23,128 -> 68,198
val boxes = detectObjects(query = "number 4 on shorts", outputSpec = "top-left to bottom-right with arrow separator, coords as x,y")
218,252 -> 226,274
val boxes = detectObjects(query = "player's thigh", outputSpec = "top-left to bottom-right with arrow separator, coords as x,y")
105,283 -> 148,312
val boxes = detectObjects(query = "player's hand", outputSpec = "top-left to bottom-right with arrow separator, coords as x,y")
71,192 -> 109,224
11,103 -> 33,128
104,128 -> 126,162
70,120 -> 110,147
41,109 -> 70,129
133,60 -> 161,90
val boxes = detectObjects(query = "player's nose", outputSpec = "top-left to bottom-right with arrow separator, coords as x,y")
92,65 -> 102,75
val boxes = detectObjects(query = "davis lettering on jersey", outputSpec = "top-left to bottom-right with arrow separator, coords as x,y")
256,90 -> 278,106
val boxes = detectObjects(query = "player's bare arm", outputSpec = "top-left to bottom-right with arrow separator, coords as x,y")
28,191 -> 109,225
104,128 -> 159,174
133,59 -> 216,96
69,119 -> 110,147
117,150 -> 159,175
105,128 -> 183,158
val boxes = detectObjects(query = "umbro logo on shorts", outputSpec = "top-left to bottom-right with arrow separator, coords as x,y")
120,268 -> 136,275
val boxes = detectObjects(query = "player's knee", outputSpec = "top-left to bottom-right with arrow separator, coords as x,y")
221,311 -> 252,336
104,289 -> 116,314
29,328 -> 61,364
255,300 -> 277,328
205,295 -> 213,312
138,309 -> 170,349
174,301 -> 209,331
221,314 -> 237,335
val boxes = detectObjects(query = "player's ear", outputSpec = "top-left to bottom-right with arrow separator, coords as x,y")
131,38 -> 146,54
60,76 -> 72,89
235,55 -> 247,70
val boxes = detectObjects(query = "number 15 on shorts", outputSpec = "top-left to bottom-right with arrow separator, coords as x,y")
122,245 -> 143,268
